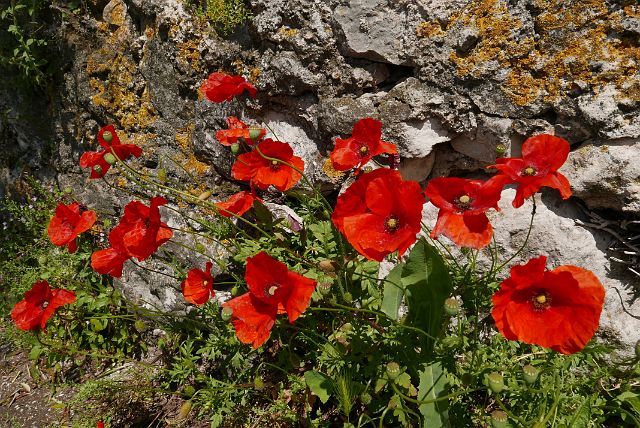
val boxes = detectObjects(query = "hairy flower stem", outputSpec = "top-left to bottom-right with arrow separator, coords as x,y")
492,195 -> 537,275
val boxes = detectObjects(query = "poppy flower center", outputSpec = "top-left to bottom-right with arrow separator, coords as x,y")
41,301 -> 49,309
202,280 -> 209,289
359,145 -> 369,156
456,194 -> 472,210
385,215 -> 400,233
266,283 -> 279,296
270,160 -> 280,171
522,166 -> 537,176
102,131 -> 113,143
531,291 -> 552,311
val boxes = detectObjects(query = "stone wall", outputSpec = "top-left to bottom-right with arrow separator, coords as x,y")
1,0 -> 639,352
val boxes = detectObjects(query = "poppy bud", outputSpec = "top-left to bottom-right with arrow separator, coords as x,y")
102,131 -> 113,143
248,128 -> 263,142
230,143 -> 240,155
490,410 -> 509,428
254,376 -> 265,390
487,372 -> 505,393
104,153 -> 117,165
495,144 -> 507,157
195,243 -> 206,253
343,292 -> 353,303
178,400 -> 192,419
198,190 -> 212,201
318,282 -> 332,296
157,168 -> 167,182
221,306 -> 233,322
360,392 -> 372,405
64,186 -> 73,194
522,364 -> 539,385
444,297 -> 460,315
231,286 -> 240,297
386,362 -> 401,380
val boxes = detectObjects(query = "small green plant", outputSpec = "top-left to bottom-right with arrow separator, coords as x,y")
0,0 -> 50,86
189,0 -> 252,34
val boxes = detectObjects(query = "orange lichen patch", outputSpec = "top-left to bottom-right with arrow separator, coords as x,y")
175,123 -> 211,176
249,67 -> 261,84
442,0 -> 640,105
110,2 -> 127,26
176,39 -> 202,72
277,26 -> 298,38
145,25 -> 155,39
96,21 -> 109,33
322,158 -> 346,182
416,21 -> 444,38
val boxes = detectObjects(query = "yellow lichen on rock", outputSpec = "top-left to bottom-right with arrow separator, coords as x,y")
416,21 -> 444,39
176,39 -> 202,72
175,123 -> 210,176
440,0 -> 640,105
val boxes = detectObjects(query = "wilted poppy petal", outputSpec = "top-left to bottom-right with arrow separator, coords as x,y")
91,248 -> 129,277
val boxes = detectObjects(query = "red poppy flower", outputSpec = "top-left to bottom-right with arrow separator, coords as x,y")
79,125 -> 143,179
424,176 -> 504,249
10,281 -> 76,331
222,251 -> 316,348
222,293 -> 278,349
181,262 -> 214,305
97,422 -> 105,428
90,197 -> 173,277
332,168 -> 424,261
117,196 -> 174,261
200,72 -> 257,103
491,256 -> 605,355
216,116 -> 265,146
231,139 -> 304,191
329,118 -> 398,172
215,191 -> 259,218
47,202 -> 97,253
487,134 -> 572,208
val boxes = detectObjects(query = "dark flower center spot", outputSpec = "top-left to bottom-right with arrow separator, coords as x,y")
531,291 -> 551,311
385,216 -> 400,233
270,160 -> 280,171
359,145 -> 369,156
202,280 -> 209,289
522,166 -> 537,176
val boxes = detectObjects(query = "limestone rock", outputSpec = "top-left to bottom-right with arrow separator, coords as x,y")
561,139 -> 640,212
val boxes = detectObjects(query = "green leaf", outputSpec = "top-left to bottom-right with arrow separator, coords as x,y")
304,370 -> 332,404
417,362 -> 449,428
402,238 -> 452,355
381,262 -> 405,320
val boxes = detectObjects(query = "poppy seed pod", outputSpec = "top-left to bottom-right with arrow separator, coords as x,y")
248,128 -> 263,142
490,410 -> 509,428
198,190 -> 212,201
487,372 -> 505,393
318,282 -> 332,296
444,297 -> 460,315
386,362 -> 401,380
360,392 -> 372,405
104,153 -> 117,165
230,143 -> 240,155
495,144 -> 507,156
221,306 -> 233,322
102,131 -> 113,143
522,364 -> 539,385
